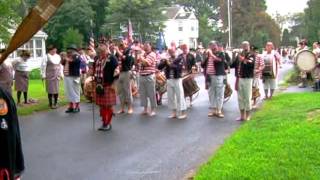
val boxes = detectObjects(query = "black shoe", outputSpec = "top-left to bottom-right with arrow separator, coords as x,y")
98,124 -> 112,131
65,108 -> 74,113
73,108 -> 80,113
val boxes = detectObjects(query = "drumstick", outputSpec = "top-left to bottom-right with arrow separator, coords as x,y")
0,0 -> 64,64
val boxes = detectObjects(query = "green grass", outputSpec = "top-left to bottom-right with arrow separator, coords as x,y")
195,93 -> 320,180
14,80 -> 68,116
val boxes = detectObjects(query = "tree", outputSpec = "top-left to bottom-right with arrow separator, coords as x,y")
303,0 -> 320,44
44,0 -> 95,49
219,0 -> 281,48
0,0 -> 21,43
89,0 -> 109,38
62,28 -> 84,50
104,0 -> 169,42
174,0 -> 222,46
281,28 -> 295,47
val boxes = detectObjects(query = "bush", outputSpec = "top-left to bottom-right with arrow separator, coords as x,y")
29,68 -> 42,80
62,28 -> 84,51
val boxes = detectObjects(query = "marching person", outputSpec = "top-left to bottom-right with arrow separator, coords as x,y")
158,48 -> 187,119
178,44 -> 196,107
79,47 -> 90,94
12,50 -> 31,105
312,42 -> 320,91
94,38 -> 118,131
261,42 -> 281,99
61,45 -> 81,113
0,49 -> 14,95
116,44 -> 135,114
297,40 -> 309,88
204,41 -> 227,118
231,41 -> 256,121
252,46 -> 265,108
0,87 -> 25,180
136,42 -> 157,116
41,45 -> 63,109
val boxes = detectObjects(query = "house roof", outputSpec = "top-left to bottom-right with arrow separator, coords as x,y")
175,12 -> 192,19
163,6 -> 180,19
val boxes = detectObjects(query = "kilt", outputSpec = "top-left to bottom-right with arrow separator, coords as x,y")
94,84 -> 117,106
14,71 -> 29,92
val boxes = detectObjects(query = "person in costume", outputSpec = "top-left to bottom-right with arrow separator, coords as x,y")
0,49 -> 14,95
41,45 -> 63,109
94,38 -> 118,131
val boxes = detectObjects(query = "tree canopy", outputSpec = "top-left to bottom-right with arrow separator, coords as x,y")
0,0 -> 21,43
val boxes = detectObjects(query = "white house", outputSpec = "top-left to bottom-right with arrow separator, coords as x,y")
162,6 -> 199,49
0,30 -> 48,70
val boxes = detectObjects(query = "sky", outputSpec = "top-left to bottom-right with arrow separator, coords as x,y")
266,0 -> 309,16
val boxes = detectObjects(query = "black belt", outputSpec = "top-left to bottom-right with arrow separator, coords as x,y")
140,73 -> 153,76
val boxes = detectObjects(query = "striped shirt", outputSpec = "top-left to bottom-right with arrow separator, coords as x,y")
63,61 -> 70,76
139,52 -> 156,75
206,57 -> 215,75
254,54 -> 265,78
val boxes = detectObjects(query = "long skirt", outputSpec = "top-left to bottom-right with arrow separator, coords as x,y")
46,78 -> 60,94
95,84 -> 117,106
14,71 -> 29,92
64,76 -> 81,103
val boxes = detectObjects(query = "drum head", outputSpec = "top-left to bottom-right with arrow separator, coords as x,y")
295,50 -> 317,72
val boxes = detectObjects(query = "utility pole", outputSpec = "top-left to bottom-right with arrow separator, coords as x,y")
227,0 -> 232,48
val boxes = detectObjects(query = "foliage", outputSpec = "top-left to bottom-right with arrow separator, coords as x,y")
62,28 -> 84,51
195,93 -> 320,179
0,0 -> 21,43
89,0 -> 109,38
219,0 -> 281,48
174,0 -> 222,46
104,0 -> 169,42
281,28 -> 295,47
303,0 -> 320,44
44,0 -> 95,50
29,68 -> 42,80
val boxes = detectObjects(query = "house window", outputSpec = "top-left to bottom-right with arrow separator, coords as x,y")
35,39 -> 43,58
191,26 -> 195,31
178,22 -> 183,31
178,40 -> 183,45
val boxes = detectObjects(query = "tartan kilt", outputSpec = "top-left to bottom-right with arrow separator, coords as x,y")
94,84 -> 117,106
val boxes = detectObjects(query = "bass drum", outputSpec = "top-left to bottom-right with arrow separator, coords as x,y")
156,71 -> 167,95
295,50 -> 317,72
84,76 -> 95,101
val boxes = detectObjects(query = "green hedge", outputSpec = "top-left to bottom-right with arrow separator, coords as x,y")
29,68 -> 42,80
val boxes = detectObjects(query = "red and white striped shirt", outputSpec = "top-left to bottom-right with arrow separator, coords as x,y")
139,52 -> 156,75
254,54 -> 265,79
206,57 -> 215,75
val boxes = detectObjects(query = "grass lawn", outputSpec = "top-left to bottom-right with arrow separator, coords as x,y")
195,93 -> 320,179
14,79 -> 68,116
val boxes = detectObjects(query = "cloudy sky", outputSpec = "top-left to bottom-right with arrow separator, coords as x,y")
266,0 -> 309,15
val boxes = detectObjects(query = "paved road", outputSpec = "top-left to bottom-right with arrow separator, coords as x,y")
20,65 -> 292,180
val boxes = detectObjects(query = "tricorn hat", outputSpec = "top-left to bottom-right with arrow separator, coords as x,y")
20,50 -> 31,57
66,44 -> 78,51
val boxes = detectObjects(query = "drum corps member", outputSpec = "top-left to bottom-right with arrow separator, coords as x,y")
158,48 -> 187,119
0,87 -> 25,180
232,41 -> 255,121
178,44 -> 197,107
41,45 -> 62,109
94,38 -> 118,131
204,41 -> 227,118
262,42 -> 281,99
312,42 -> 320,90
0,49 -> 14,95
137,42 -> 157,116
297,40 -> 309,88
12,50 -> 31,105
116,44 -> 135,114
252,46 -> 265,107
61,45 -> 81,113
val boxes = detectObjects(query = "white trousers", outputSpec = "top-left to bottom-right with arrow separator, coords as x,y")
238,78 -> 253,111
139,74 -> 157,109
208,75 -> 225,110
167,78 -> 187,112
64,76 -> 81,103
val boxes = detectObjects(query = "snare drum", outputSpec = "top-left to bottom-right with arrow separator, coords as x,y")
182,74 -> 200,97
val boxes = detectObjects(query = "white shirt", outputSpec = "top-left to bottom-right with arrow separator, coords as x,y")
41,53 -> 62,78
12,58 -> 29,72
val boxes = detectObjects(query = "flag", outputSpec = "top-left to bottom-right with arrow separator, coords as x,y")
126,19 -> 133,44
0,0 -> 64,64
156,31 -> 166,53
